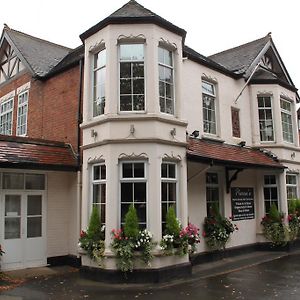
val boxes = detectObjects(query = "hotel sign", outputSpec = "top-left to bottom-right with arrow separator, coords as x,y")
231,187 -> 255,221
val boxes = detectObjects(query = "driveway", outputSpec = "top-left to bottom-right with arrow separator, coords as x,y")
1,253 -> 300,300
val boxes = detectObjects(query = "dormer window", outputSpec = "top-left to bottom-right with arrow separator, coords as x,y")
158,47 -> 174,115
119,44 -> 145,112
93,48 -> 106,117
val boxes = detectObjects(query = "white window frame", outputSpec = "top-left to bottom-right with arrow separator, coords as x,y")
257,96 -> 275,142
0,97 -> 14,135
263,174 -> 279,214
16,90 -> 29,136
92,49 -> 106,117
202,81 -> 217,135
91,163 -> 106,227
119,44 -> 145,113
206,172 -> 221,216
158,47 -> 175,115
286,173 -> 298,201
161,162 -> 177,232
280,98 -> 294,143
119,161 -> 147,228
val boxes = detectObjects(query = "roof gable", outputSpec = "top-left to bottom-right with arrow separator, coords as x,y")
80,0 -> 186,41
1,26 -> 71,78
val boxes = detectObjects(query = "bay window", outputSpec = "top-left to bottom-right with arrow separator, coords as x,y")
120,162 -> 147,228
161,162 -> 177,232
158,47 -> 174,114
119,44 -> 145,112
92,164 -> 106,227
93,49 -> 106,117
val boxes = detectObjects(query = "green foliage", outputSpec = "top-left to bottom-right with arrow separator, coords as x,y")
87,206 -> 104,241
269,203 -> 282,223
165,206 -> 180,236
124,204 -> 139,239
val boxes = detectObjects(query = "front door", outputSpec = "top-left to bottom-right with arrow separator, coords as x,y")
1,193 -> 46,270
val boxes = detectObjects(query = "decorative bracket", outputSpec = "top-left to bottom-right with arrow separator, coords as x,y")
226,167 -> 243,193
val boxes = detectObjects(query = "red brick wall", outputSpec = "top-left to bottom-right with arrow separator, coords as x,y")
0,66 -> 81,151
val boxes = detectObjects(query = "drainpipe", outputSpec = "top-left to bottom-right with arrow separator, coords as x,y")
76,58 -> 84,246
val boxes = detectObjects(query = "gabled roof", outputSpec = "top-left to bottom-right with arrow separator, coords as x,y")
183,46 -> 240,79
1,26 -> 72,78
187,138 -> 284,170
80,0 -> 186,41
0,135 -> 78,171
209,35 -> 270,75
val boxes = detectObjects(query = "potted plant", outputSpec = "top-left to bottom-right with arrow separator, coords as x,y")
203,207 -> 237,251
78,206 -> 105,264
110,204 -> 154,273
288,199 -> 300,241
261,204 -> 288,247
160,206 -> 200,255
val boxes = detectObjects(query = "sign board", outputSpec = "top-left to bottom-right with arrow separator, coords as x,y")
231,187 -> 255,221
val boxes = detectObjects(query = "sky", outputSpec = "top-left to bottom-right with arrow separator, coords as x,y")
0,0 -> 299,89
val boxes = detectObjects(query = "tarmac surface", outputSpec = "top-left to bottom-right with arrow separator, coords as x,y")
1,251 -> 300,300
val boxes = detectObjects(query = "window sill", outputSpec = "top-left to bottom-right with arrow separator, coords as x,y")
201,134 -> 225,143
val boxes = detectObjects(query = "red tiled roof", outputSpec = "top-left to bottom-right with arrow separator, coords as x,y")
187,138 -> 284,169
0,135 -> 78,171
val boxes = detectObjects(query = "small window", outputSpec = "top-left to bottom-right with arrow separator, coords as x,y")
263,175 -> 278,213
93,49 -> 106,117
25,174 -> 45,190
17,91 -> 29,136
258,96 -> 274,142
119,44 -> 145,112
158,47 -> 174,115
202,81 -> 216,135
161,162 -> 177,233
206,173 -> 220,215
3,173 -> 24,189
286,174 -> 298,201
0,98 -> 14,135
92,164 -> 106,227
280,99 -> 294,143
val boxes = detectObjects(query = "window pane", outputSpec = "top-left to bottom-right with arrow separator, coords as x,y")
206,173 -> 218,184
134,182 -> 146,203
123,163 -> 133,178
168,164 -> 176,178
121,204 -> 130,223
161,163 -> 168,178
120,44 -> 144,61
134,163 -> 144,178
133,95 -> 145,111
5,195 -> 21,216
120,79 -> 131,94
120,62 -> 131,78
135,203 -> 146,222
5,218 -> 20,239
121,183 -> 133,202
161,182 -> 168,202
27,217 -> 42,238
3,173 -> 24,189
120,96 -> 132,111
25,174 -> 45,190
168,183 -> 176,202
27,195 -> 42,215
132,63 -> 144,77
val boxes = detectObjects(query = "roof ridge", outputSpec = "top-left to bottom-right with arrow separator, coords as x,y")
5,27 -> 72,51
109,0 -> 155,18
209,34 -> 270,58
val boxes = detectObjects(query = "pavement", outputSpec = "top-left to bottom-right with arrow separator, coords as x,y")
1,250 -> 299,299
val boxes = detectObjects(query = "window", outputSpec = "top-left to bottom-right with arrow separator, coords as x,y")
119,44 -> 144,112
158,47 -> 174,114
231,107 -> 240,138
161,162 -> 177,232
281,99 -> 294,143
120,162 -> 146,228
202,81 -> 216,134
92,164 -> 106,227
2,173 -> 45,190
258,96 -> 274,142
263,175 -> 278,213
0,97 -> 14,135
206,173 -> 220,216
286,174 -> 298,201
93,49 -> 106,117
17,91 -> 29,136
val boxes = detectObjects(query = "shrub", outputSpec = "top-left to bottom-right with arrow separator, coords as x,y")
165,206 -> 181,236
79,206 -> 105,262
124,204 -> 139,239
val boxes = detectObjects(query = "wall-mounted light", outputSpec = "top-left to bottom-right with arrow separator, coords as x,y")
91,129 -> 98,138
191,130 -> 199,138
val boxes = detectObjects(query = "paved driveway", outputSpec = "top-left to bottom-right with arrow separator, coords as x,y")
1,254 -> 300,300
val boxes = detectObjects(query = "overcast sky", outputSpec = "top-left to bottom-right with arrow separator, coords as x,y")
1,0 -> 299,89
